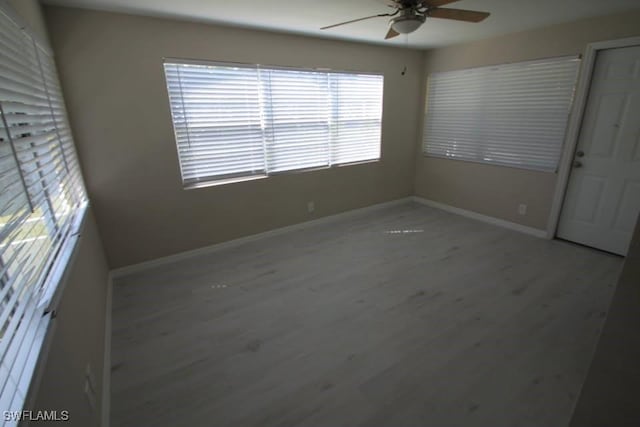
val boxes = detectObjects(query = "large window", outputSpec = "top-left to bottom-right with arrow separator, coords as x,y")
0,6 -> 87,417
163,60 -> 384,187
422,56 -> 581,171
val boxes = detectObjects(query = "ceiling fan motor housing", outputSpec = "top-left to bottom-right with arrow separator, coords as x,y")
390,9 -> 426,34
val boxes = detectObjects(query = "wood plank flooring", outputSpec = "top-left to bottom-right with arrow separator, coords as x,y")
110,202 -> 622,427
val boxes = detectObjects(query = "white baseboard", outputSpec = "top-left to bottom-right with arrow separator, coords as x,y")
110,197 -> 412,279
111,196 -> 548,279
101,275 -> 113,427
412,196 -> 548,239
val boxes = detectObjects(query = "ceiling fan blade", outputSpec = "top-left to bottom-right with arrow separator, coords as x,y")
420,0 -> 461,7
385,27 -> 400,40
428,8 -> 490,23
321,13 -> 392,30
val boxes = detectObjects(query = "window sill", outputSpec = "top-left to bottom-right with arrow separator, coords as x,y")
183,158 -> 380,190
184,174 -> 268,190
18,202 -> 90,414
39,202 -> 90,311
421,153 -> 558,174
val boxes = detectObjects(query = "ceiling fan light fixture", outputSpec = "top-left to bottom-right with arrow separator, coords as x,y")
390,15 -> 424,34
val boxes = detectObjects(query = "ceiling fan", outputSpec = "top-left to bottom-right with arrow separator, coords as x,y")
321,0 -> 490,40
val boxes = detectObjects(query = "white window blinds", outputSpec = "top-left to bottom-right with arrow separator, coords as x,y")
164,60 -> 383,186
0,6 -> 87,421
263,69 -> 330,173
332,73 -> 383,164
164,64 -> 266,182
422,56 -> 580,171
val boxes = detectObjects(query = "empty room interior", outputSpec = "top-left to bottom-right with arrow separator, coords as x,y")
1,0 -> 640,425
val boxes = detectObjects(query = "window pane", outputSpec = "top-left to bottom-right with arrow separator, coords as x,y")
263,69 -> 330,173
164,63 -> 266,184
331,73 -> 383,165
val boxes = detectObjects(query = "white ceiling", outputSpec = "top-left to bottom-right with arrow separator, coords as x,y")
41,0 -> 640,48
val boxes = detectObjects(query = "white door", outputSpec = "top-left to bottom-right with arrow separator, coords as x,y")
557,45 -> 640,256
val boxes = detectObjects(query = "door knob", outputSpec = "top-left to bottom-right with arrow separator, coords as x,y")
573,160 -> 583,168
575,150 -> 585,157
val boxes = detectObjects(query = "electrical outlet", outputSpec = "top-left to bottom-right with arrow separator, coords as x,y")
518,204 -> 527,216
307,201 -> 315,213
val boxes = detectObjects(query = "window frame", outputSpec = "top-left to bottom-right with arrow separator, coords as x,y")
163,58 -> 385,189
0,2 -> 89,417
421,55 -> 581,172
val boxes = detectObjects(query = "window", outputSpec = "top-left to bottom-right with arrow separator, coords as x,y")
422,56 -> 581,171
0,6 -> 87,416
163,60 -> 384,187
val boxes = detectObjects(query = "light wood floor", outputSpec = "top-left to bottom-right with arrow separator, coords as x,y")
111,202 -> 622,427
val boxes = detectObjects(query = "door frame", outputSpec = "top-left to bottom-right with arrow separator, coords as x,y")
546,36 -> 640,239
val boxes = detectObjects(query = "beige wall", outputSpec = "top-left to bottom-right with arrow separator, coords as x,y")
4,1 -> 111,425
43,6 -> 425,268
415,10 -> 640,231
